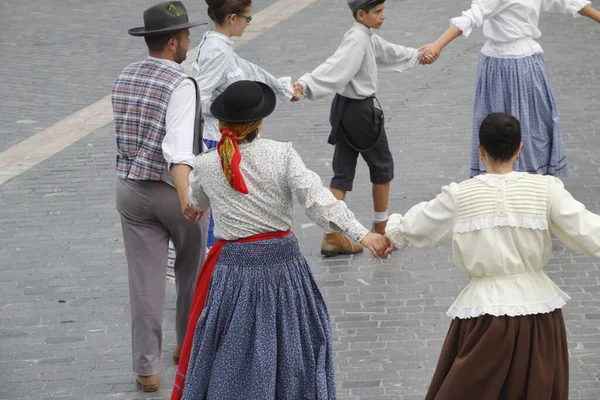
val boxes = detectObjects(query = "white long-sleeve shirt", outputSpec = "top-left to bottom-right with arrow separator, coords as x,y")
188,138 -> 369,242
298,21 -> 419,101
386,172 -> 600,319
451,0 -> 591,57
192,31 -> 294,142
141,57 -> 199,173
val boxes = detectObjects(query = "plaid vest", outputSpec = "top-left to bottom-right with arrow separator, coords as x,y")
112,58 -> 202,181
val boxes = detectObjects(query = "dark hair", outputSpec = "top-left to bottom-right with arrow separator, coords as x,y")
206,0 -> 251,24
479,113 -> 522,162
144,31 -> 182,53
353,0 -> 385,18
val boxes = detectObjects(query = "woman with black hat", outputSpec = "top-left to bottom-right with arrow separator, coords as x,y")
171,80 -> 388,400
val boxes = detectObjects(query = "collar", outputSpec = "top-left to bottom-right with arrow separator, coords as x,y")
147,56 -> 184,72
353,21 -> 374,36
205,30 -> 234,46
475,171 -> 526,185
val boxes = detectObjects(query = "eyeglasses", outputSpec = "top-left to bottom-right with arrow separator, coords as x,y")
236,13 -> 252,23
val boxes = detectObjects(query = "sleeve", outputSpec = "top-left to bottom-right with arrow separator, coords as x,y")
549,179 -> 600,257
235,55 -> 294,102
162,78 -> 197,168
541,0 -> 591,16
451,0 -> 505,37
385,183 -> 457,249
298,36 -> 366,101
188,157 -> 211,212
192,49 -> 229,126
371,34 -> 419,72
285,145 -> 369,242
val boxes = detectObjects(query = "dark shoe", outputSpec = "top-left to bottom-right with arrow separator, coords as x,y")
321,233 -> 363,257
371,220 -> 388,235
173,345 -> 182,364
136,373 -> 160,392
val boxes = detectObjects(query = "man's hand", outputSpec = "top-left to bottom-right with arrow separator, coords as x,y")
361,232 -> 390,258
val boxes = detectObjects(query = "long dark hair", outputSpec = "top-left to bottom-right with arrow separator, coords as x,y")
206,0 -> 252,25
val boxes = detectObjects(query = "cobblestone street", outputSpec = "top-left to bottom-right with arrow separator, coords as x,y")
1,0 -> 599,399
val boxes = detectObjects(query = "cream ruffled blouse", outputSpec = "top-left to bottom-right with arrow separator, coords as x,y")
386,172 -> 600,319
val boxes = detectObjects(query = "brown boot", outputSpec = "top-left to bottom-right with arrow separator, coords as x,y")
136,373 -> 160,392
321,233 -> 363,257
371,220 -> 388,235
173,345 -> 182,364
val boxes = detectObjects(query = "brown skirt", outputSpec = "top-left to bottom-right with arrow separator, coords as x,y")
426,309 -> 568,400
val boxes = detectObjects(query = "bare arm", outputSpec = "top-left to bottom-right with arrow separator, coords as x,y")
579,5 -> 600,22
172,164 -> 203,222
418,25 -> 463,64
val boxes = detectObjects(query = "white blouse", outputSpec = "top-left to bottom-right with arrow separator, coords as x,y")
192,31 -> 294,142
386,172 -> 600,319
452,0 -> 591,57
299,22 -> 419,101
188,138 -> 369,242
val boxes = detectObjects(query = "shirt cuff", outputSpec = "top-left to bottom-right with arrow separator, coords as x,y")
568,0 -> 591,16
338,219 -> 369,243
276,76 -> 294,102
450,16 -> 473,37
168,154 -> 195,169
385,213 -> 409,249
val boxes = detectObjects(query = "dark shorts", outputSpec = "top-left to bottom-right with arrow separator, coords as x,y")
328,95 -> 394,191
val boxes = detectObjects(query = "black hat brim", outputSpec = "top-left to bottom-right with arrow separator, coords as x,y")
210,82 -> 277,124
128,21 -> 206,37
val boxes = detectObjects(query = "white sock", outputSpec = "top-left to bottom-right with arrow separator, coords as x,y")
373,210 -> 388,222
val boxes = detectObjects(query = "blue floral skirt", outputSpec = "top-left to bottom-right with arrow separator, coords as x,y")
471,53 -> 567,179
182,234 -> 336,400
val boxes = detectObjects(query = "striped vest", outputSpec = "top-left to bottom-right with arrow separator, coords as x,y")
112,58 -> 202,180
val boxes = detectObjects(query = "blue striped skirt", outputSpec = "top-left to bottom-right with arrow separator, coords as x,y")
182,234 -> 336,400
471,53 -> 567,179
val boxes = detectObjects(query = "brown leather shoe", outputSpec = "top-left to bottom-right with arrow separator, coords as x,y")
321,233 -> 363,257
136,373 -> 160,392
173,345 -> 182,364
371,220 -> 388,235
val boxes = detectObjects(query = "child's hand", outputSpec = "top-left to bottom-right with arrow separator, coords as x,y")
384,241 -> 398,258
291,82 -> 303,102
418,43 -> 442,65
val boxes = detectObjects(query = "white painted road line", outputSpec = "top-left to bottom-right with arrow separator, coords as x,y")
0,0 -> 319,185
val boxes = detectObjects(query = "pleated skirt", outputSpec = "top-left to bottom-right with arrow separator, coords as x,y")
471,53 -> 567,179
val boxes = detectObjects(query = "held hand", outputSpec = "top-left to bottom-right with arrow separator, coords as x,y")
291,82 -> 303,102
384,241 -> 398,258
361,232 -> 390,259
182,202 -> 203,222
418,43 -> 442,65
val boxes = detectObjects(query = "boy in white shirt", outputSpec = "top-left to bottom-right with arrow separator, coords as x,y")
295,0 -> 422,257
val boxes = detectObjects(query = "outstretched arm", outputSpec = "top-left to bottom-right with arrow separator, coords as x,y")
235,55 -> 296,102
579,4 -> 600,22
419,25 -> 462,64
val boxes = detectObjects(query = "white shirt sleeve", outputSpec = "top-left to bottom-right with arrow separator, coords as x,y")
285,145 -> 369,242
385,183 -> 457,249
549,178 -> 600,257
234,54 -> 294,102
371,34 -> 419,73
162,77 -> 197,168
451,0 -> 504,37
193,50 -> 231,128
298,36 -> 366,101
541,0 -> 591,15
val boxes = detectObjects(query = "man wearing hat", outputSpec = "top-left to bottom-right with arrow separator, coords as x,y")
112,1 -> 207,392
294,0 -> 422,257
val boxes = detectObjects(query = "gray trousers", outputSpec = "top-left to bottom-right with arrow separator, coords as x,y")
116,178 -> 208,375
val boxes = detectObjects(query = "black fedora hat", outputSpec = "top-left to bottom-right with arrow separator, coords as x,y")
211,81 -> 277,124
128,2 -> 206,37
